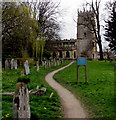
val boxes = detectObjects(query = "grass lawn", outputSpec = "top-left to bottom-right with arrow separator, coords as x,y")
2,61 -> 71,119
54,61 -> 116,119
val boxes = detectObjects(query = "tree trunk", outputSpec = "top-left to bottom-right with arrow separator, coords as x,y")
98,39 -> 104,60
96,12 -> 104,60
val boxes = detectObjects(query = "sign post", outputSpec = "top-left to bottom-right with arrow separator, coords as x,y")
77,58 -> 88,84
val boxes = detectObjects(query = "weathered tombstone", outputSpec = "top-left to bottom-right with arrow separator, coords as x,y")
42,61 -> 44,66
57,60 -> 60,66
36,61 -> 39,71
56,60 -> 58,66
51,60 -> 53,67
13,82 -> 30,119
48,61 -> 51,68
44,61 -> 47,69
10,59 -> 14,70
61,59 -> 63,64
52,60 -> 54,67
59,59 -> 61,65
53,59 -> 55,66
46,61 -> 48,68
24,60 -> 30,75
5,59 -> 9,70
13,60 -> 18,69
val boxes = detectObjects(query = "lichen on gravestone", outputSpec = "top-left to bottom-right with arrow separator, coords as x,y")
13,82 -> 30,119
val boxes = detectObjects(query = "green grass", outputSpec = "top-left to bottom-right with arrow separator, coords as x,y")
2,61 -> 71,119
54,61 -> 116,119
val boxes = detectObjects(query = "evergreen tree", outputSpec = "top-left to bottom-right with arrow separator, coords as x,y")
105,2 -> 116,54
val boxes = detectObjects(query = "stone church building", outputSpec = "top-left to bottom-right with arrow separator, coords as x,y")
46,39 -> 77,60
46,11 -> 97,60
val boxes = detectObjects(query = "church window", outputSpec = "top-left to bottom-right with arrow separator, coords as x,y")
84,32 -> 86,37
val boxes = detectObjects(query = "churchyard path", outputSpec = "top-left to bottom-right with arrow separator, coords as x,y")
45,61 -> 88,118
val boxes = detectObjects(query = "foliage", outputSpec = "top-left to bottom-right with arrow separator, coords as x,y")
17,76 -> 30,84
104,2 -> 116,54
43,50 -> 51,60
2,1 -> 61,59
2,2 -> 39,58
54,61 -> 115,118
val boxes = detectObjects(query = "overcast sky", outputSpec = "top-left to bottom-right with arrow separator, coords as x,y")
56,0 -> 113,40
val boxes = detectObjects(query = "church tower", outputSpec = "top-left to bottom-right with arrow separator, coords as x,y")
77,10 -> 97,60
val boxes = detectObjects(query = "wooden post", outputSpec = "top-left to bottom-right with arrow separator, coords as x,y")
85,65 -> 88,83
77,57 -> 88,84
77,65 -> 79,84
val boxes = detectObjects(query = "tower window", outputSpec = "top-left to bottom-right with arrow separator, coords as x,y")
84,32 -> 86,37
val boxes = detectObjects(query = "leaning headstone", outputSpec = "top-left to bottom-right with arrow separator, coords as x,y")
10,59 -> 14,70
24,60 -> 30,75
13,82 -> 30,119
61,59 -> 63,64
52,60 -> 54,67
44,61 -> 47,69
51,60 -> 53,67
5,59 -> 9,70
54,59 -> 57,66
58,60 -> 60,65
48,61 -> 51,68
13,60 -> 18,69
56,60 -> 58,66
36,61 -> 39,71
59,59 -> 62,65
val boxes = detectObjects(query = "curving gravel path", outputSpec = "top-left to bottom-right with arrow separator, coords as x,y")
45,61 -> 88,118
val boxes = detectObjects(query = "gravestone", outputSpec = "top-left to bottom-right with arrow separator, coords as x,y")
24,60 -> 30,75
13,82 -> 30,119
57,60 -> 60,66
58,60 -> 59,65
42,61 -> 44,66
53,59 -> 56,66
44,61 -> 47,69
5,59 -> 9,70
61,59 -> 63,64
36,61 -> 39,71
51,60 -> 53,67
48,61 -> 51,68
46,61 -> 48,68
10,59 -> 14,70
13,60 -> 18,69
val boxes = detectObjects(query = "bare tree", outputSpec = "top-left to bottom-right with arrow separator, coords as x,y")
25,0 -> 61,41
81,0 -> 104,60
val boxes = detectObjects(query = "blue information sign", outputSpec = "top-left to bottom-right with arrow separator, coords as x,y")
77,58 -> 87,65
